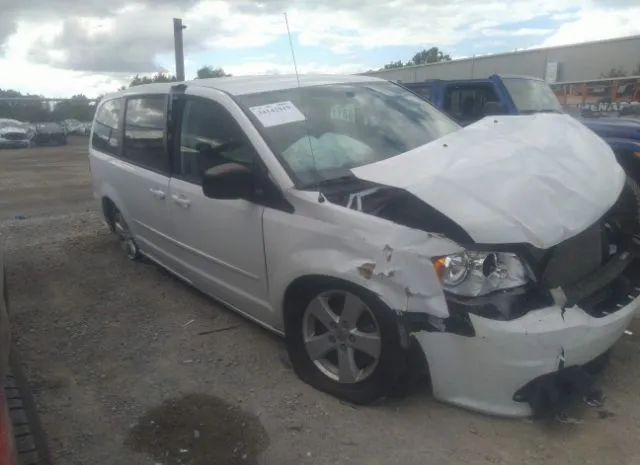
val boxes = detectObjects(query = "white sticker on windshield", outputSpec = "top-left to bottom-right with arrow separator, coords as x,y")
249,101 -> 306,128
330,104 -> 356,123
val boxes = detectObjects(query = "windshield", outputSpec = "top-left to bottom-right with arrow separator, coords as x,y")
502,78 -> 563,114
236,82 -> 459,186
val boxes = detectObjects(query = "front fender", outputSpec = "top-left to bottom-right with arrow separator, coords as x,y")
265,209 -> 460,324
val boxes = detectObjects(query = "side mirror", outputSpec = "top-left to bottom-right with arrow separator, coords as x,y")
483,101 -> 507,116
202,163 -> 255,200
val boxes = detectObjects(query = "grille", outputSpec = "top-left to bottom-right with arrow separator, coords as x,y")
540,223 -> 604,289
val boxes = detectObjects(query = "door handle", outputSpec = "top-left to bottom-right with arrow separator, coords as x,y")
149,187 -> 166,199
172,194 -> 191,208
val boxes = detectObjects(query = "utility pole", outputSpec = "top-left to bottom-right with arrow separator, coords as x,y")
173,18 -> 186,82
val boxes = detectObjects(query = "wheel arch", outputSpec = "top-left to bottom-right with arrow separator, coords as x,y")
280,272 -> 414,334
101,197 -> 117,232
96,184 -> 131,234
282,274 -> 365,322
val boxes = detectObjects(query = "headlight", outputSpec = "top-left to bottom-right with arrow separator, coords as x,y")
433,251 -> 530,297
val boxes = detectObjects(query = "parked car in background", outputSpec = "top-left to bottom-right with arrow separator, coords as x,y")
90,75 -> 639,418
63,119 -> 87,135
0,120 -> 32,149
32,122 -> 68,146
620,103 -> 640,118
402,75 -> 640,180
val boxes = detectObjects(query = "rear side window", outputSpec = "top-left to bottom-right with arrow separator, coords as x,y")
92,98 -> 122,155
123,96 -> 168,173
443,84 -> 499,123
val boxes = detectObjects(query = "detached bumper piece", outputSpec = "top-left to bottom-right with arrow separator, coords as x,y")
513,350 -> 610,418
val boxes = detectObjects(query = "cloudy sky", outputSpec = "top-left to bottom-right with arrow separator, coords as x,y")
0,0 -> 639,97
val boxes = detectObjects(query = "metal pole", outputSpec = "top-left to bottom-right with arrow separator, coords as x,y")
173,18 -> 186,82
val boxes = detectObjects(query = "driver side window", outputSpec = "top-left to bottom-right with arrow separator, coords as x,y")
177,98 -> 256,185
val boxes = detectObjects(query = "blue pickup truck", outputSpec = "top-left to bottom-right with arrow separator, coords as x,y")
403,75 -> 640,178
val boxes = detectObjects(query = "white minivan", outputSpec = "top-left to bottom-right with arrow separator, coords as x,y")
90,74 -> 639,418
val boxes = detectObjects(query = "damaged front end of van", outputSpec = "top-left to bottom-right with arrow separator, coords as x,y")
335,114 -> 640,418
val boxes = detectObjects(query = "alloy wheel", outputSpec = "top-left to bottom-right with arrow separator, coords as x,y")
302,290 -> 382,384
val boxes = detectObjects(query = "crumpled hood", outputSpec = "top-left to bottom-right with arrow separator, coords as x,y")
352,114 -> 625,249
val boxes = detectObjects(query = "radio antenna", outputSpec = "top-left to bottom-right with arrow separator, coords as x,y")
284,13 -> 301,89
283,12 -> 323,202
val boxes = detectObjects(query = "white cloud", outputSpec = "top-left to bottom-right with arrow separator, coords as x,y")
550,11 -> 581,21
0,58 -> 127,97
1,0 -> 640,96
283,1 -> 586,53
224,60 -> 368,76
541,7 -> 640,47
0,20 -> 128,97
481,28 -> 554,37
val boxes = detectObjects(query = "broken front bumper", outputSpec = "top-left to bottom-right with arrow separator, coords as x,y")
412,298 -> 638,417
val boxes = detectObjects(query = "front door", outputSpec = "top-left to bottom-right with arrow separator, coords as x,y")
167,95 -> 271,323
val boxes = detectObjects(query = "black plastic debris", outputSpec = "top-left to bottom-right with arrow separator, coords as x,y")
513,351 -> 610,418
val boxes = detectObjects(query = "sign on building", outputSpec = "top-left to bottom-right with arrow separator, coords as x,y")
545,62 -> 559,83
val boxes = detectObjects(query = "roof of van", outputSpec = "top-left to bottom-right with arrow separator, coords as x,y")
108,74 -> 384,98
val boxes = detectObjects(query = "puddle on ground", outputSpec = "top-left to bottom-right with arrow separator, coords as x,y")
125,393 -> 269,465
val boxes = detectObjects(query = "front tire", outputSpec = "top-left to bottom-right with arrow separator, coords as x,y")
285,280 -> 406,405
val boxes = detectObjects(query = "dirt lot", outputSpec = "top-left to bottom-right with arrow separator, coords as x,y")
2,138 -> 640,464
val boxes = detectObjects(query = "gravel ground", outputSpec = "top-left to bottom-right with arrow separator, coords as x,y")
2,142 -> 640,464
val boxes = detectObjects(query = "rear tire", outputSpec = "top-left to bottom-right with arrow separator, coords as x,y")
112,210 -> 141,261
285,279 -> 406,405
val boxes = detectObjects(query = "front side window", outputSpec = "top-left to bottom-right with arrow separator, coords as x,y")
236,82 -> 459,186
123,96 -> 167,172
502,78 -> 563,114
177,98 -> 256,184
92,98 -> 122,155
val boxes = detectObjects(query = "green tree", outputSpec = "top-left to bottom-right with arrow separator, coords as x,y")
0,89 -> 50,122
51,94 -> 96,122
383,60 -> 406,70
409,47 -> 452,65
0,90 -> 98,122
195,65 -> 231,79
129,72 -> 177,87
380,47 -> 452,70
